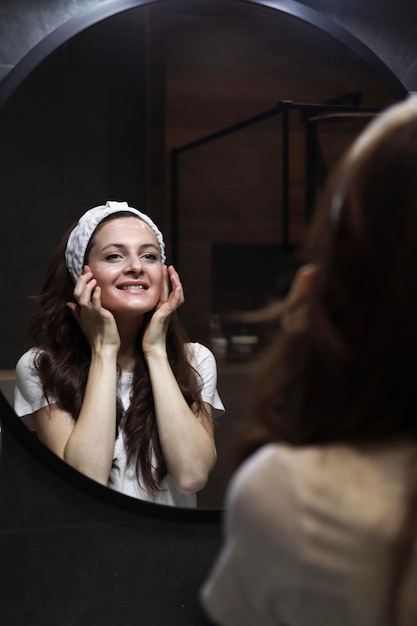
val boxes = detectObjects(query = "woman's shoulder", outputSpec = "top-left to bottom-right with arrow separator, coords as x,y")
227,444 -> 335,515
185,342 -> 225,414
227,441 -> 415,535
14,348 -> 49,417
185,341 -> 218,370
230,442 -> 319,483
228,441 -> 411,496
223,445 -> 306,551
185,341 -> 213,360
15,347 -> 43,374
227,444 -> 300,502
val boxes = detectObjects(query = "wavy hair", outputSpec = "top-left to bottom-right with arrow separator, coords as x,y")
236,97 -> 417,622
241,98 -> 417,451
28,212 -> 206,493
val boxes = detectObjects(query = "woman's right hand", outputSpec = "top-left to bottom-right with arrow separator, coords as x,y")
66,265 -> 121,353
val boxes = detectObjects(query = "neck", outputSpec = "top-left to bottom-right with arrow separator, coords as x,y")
114,313 -> 144,372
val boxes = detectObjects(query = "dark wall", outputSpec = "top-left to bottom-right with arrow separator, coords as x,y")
0,9 -> 149,369
160,1 -> 402,345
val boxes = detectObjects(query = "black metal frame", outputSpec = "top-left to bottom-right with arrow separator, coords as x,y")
0,0 -> 408,113
171,99 -> 380,262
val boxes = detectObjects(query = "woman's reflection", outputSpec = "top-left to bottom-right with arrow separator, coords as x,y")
14,200 -> 224,507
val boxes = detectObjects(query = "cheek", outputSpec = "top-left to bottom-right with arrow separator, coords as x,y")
90,266 -> 117,287
147,262 -> 163,281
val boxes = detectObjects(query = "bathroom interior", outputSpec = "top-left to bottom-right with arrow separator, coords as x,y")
0,1 -> 415,624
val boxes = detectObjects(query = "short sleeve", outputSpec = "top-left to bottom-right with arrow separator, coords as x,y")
200,444 -> 301,626
14,349 -> 51,417
187,342 -> 225,416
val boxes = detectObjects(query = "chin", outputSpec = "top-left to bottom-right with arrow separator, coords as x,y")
111,300 -> 158,317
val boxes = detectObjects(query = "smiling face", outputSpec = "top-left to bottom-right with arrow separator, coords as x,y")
86,216 -> 164,318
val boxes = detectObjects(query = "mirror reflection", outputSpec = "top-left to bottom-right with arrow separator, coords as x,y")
14,201 -> 224,508
0,0 -> 400,508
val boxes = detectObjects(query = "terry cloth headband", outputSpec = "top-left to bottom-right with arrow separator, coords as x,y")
65,200 -> 166,282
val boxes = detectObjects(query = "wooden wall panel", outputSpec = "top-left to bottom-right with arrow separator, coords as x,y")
147,0 -> 396,344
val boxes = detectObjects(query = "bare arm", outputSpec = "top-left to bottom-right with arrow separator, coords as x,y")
144,266 -> 217,493
147,350 -> 217,493
34,269 -> 120,485
32,349 -> 118,484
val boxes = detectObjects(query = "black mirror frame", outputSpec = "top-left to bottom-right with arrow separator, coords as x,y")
0,0 -> 408,112
0,389 -> 222,522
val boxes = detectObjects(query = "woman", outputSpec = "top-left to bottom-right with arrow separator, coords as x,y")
201,96 -> 417,624
14,201 -> 224,507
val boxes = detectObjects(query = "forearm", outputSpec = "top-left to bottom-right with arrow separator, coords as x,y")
146,349 -> 216,493
63,348 -> 118,485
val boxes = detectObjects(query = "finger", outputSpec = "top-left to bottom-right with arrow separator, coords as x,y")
168,265 -> 181,286
76,276 -> 98,305
168,266 -> 184,301
287,264 -> 318,305
159,265 -> 170,303
73,265 -> 96,298
73,274 -> 88,299
165,287 -> 184,312
91,285 -> 102,310
73,270 -> 94,299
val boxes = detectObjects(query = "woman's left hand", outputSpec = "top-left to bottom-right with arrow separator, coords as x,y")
142,265 -> 184,355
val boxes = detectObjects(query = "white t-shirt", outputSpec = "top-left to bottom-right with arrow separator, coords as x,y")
14,342 -> 224,508
201,442 -> 417,626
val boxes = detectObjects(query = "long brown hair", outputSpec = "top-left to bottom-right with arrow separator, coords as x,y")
28,212 -> 206,493
237,97 -> 417,621
242,99 -> 417,452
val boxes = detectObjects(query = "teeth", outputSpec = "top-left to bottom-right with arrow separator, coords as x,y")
120,285 -> 144,290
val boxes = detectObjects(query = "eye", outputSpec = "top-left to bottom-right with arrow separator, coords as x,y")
141,252 -> 158,262
105,253 -> 122,261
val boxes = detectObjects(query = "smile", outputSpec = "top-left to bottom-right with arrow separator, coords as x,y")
118,284 -> 148,291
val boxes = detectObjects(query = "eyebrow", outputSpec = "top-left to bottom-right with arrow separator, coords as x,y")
100,243 -> 160,253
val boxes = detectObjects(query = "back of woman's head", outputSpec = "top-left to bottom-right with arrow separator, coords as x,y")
246,96 -> 417,451
313,96 -> 417,352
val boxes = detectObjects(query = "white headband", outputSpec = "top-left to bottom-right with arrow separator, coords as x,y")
65,201 -> 166,282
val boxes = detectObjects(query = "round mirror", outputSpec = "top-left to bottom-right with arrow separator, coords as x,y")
0,0 -> 406,511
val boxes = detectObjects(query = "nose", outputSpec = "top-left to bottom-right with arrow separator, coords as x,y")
126,255 -> 144,274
